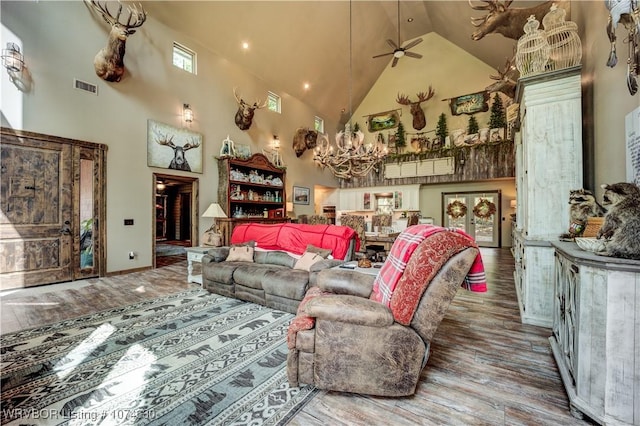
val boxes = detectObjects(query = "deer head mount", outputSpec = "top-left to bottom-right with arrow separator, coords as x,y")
469,0 -> 567,41
396,86 -> 435,131
485,56 -> 519,100
85,0 -> 146,82
155,132 -> 201,172
292,128 -> 318,157
233,88 -> 267,130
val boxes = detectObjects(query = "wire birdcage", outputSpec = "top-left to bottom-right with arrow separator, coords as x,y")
542,4 -> 582,71
516,15 -> 551,77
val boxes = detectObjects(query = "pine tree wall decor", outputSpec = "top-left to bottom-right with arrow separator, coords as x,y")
436,113 -> 448,144
467,115 -> 479,135
488,93 -> 506,129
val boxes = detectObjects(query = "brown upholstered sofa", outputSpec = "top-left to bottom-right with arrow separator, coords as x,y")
286,225 -> 484,396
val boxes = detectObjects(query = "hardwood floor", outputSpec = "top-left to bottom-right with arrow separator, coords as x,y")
0,249 -> 593,425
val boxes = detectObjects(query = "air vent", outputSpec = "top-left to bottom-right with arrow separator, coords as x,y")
74,79 -> 98,95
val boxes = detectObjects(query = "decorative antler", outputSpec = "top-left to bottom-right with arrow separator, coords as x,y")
396,93 -> 412,105
155,132 -> 176,148
233,87 -> 243,105
87,0 -> 146,32
183,138 -> 201,151
416,86 -> 435,103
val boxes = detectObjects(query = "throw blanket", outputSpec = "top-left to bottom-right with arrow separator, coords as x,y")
371,225 -> 487,306
231,223 -> 359,261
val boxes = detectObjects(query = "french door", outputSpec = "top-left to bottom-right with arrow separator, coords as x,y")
442,191 -> 501,248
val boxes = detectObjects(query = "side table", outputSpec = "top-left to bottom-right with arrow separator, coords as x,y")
186,246 -> 211,286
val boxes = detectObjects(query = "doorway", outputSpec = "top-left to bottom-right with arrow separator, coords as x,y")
152,173 -> 199,268
442,190 -> 501,248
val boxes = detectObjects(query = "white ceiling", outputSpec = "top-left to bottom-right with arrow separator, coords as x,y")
143,1 -> 545,124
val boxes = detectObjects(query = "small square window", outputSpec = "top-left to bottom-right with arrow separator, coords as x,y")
267,91 -> 281,113
314,116 -> 325,133
173,42 -> 196,74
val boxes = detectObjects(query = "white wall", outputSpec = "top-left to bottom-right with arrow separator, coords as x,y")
1,1 -> 338,273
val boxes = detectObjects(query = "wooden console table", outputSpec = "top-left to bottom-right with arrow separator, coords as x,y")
550,242 -> 640,425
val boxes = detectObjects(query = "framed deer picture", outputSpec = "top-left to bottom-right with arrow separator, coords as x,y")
147,120 -> 203,173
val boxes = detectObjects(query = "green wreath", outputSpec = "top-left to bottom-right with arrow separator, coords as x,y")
473,198 -> 497,219
446,200 -> 467,219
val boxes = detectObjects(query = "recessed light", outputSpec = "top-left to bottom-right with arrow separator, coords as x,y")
407,17 -> 414,23
303,83 -> 310,90
242,42 -> 249,50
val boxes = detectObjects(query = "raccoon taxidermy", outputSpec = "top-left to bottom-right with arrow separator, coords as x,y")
560,189 -> 606,239
597,182 -> 640,260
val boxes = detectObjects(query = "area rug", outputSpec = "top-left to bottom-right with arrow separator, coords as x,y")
0,289 -> 318,425
155,243 -> 187,257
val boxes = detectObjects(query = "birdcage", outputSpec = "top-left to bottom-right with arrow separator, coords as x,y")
516,15 -> 551,77
542,4 -> 582,72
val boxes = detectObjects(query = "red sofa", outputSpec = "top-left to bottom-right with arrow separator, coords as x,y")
231,223 -> 360,261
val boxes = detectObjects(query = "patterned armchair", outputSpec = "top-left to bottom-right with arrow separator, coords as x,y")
308,214 -> 329,225
339,214 -> 366,251
371,214 -> 392,232
286,225 -> 486,397
407,213 -> 420,227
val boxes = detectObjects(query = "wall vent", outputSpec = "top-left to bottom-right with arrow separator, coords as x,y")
74,79 -> 98,95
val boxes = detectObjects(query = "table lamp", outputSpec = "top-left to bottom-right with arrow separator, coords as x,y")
202,203 -> 227,246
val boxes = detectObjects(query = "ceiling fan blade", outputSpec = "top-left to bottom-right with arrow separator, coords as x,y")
372,52 -> 394,59
402,38 -> 423,51
392,56 -> 399,67
404,51 -> 422,59
386,39 -> 399,50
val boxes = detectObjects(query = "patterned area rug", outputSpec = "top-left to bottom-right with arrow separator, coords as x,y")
0,289 -> 317,425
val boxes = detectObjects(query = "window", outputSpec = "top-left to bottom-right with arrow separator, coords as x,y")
267,91 -> 281,113
314,116 -> 324,133
173,42 -> 196,74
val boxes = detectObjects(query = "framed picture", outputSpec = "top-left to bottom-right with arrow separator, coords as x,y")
367,110 -> 401,132
293,186 -> 310,205
147,120 -> 203,173
447,91 -> 490,116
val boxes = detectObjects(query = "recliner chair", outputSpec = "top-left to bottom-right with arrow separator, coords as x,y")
286,226 -> 484,397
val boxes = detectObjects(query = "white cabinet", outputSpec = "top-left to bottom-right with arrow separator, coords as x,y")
550,242 -> 640,425
513,66 -> 582,327
392,185 -> 420,211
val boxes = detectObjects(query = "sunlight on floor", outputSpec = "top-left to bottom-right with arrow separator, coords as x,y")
55,323 -> 115,379
135,286 -> 147,293
4,301 -> 60,306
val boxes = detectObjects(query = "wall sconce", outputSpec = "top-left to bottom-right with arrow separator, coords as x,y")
1,43 -> 24,74
272,135 -> 280,150
510,199 -> 517,209
183,103 -> 193,123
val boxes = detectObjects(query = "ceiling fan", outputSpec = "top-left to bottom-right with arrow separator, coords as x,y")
372,0 -> 423,67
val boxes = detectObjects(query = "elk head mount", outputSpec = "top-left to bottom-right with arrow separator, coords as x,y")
233,88 -> 267,131
485,56 -> 519,100
155,132 -> 201,172
396,86 -> 435,131
469,0 -> 568,41
85,0 -> 147,82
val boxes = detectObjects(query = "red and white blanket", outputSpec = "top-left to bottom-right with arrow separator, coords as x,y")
371,225 -> 487,306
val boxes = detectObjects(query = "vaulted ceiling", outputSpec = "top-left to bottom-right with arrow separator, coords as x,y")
143,1 -> 547,125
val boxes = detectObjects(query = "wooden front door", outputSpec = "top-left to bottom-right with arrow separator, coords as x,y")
1,132 -> 73,289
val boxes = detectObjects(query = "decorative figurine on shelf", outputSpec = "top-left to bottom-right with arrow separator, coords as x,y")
596,182 -> 640,259
559,189 -> 606,240
220,135 -> 236,158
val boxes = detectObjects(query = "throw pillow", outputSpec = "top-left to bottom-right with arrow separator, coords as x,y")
226,245 -> 254,262
306,244 -> 332,259
293,251 -> 324,271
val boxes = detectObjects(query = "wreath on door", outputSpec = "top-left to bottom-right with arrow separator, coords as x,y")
446,200 -> 467,219
473,198 -> 497,219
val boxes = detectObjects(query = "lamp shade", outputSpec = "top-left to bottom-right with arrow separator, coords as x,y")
510,199 -> 517,209
286,202 -> 294,212
202,203 -> 227,218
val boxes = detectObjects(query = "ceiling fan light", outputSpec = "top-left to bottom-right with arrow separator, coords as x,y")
394,50 -> 405,58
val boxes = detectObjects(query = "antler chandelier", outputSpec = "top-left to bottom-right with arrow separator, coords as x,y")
313,123 -> 387,179
313,1 -> 387,180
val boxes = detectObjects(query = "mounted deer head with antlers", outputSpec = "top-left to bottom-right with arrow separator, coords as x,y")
233,88 -> 268,130
485,56 -> 519,100
396,86 -> 435,131
155,132 -> 201,172
469,0 -> 567,41
85,0 -> 147,82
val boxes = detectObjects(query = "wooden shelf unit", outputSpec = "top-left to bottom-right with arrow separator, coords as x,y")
217,153 -> 289,245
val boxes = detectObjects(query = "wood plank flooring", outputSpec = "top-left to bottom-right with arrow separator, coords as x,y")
0,248 -> 594,425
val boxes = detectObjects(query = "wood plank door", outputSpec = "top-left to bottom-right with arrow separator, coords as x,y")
0,132 -> 73,289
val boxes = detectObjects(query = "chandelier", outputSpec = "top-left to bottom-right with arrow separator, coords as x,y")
313,123 -> 387,179
312,1 -> 388,179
